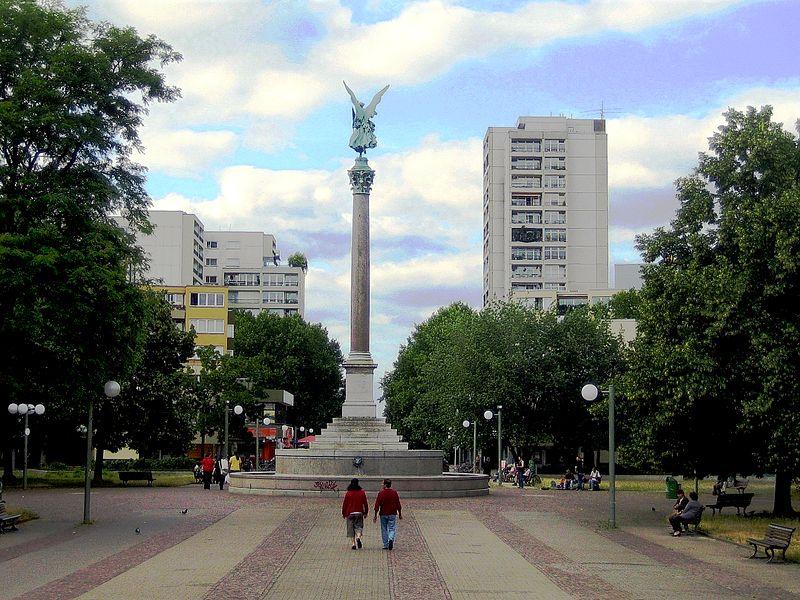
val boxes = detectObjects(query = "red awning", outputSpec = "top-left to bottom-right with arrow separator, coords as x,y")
297,435 -> 316,443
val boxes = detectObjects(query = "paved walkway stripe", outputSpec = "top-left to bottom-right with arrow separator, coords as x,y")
387,512 -> 451,600
74,504 -> 291,600
14,507 -> 233,600
203,503 -> 323,600
415,509 -> 572,600
0,527 -> 82,564
470,506 -> 627,600
261,506 -> 390,600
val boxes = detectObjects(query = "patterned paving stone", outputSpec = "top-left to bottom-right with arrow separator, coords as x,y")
387,512 -> 451,600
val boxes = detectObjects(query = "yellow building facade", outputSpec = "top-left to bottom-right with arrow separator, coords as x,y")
156,285 -> 235,359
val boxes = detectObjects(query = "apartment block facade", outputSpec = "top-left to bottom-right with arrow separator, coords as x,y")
203,231 -> 306,317
158,285 -> 235,359
483,116 -> 609,310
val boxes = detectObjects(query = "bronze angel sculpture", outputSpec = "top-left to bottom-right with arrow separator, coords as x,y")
343,81 -> 390,155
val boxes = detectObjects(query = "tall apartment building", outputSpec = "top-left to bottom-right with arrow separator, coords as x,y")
203,231 -> 306,317
114,211 -> 205,285
483,116 -> 609,310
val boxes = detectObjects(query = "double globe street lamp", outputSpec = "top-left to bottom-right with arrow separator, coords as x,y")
7,402 -> 45,490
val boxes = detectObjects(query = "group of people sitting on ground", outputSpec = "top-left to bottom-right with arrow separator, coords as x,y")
341,478 -> 402,551
667,489 -> 703,537
551,466 -> 602,490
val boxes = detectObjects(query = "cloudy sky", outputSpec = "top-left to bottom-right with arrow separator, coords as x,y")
77,0 -> 799,390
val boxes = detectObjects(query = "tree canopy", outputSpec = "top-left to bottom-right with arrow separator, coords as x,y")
620,106 -> 800,515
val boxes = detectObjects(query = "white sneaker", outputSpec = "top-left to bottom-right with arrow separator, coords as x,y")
672,531 -> 681,537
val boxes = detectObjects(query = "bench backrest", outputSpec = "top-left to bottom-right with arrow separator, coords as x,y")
0,500 -> 6,516
766,524 -> 796,543
717,493 -> 753,505
119,471 -> 152,477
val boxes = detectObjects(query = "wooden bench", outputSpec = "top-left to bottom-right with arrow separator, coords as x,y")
0,501 -> 21,534
706,492 -> 753,516
681,506 -> 705,533
118,471 -> 156,487
748,524 -> 796,563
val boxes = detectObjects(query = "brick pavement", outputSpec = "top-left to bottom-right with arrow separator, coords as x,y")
2,486 -> 799,599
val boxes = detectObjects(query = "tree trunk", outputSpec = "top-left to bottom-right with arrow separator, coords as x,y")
200,432 -> 206,458
773,469 -> 796,516
2,443 -> 17,485
93,443 -> 104,484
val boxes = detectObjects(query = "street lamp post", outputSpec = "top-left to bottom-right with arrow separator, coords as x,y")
483,406 -> 502,485
7,403 -> 45,490
582,383 -> 616,528
224,400 -> 230,463
462,419 -> 477,473
84,381 -> 120,524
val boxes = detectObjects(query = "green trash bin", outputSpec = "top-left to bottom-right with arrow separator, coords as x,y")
665,476 -> 678,499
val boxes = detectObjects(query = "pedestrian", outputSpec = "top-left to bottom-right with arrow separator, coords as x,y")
216,455 -> 228,490
575,454 -> 585,490
516,458 -> 525,489
201,453 -> 214,490
342,477 -> 368,550
373,479 -> 402,550
229,453 -> 241,473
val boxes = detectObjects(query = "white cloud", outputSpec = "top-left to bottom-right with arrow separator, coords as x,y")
139,128 -> 237,177
608,85 -> 800,189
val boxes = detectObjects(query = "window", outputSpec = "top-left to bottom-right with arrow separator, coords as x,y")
190,292 -> 225,307
544,246 -> 567,260
206,241 -> 218,249
285,291 -> 299,304
511,227 -> 542,243
511,247 -> 541,261
544,175 -> 566,189
545,157 -> 566,170
511,157 -> 540,170
544,264 -> 566,278
266,273 -> 284,286
544,211 -> 566,224
544,139 -> 565,152
511,282 -> 542,291
205,258 -> 217,266
544,228 -> 567,242
189,318 -> 225,333
224,272 -> 260,286
285,274 -> 299,286
511,139 -> 541,152
268,308 -> 284,315
263,291 -> 284,304
591,296 -> 612,305
511,265 -> 541,278
285,308 -> 299,316
511,175 -> 540,188
165,293 -> 184,306
511,211 -> 541,224
544,282 -> 566,290
544,193 -> 566,206
229,291 -> 239,304
511,194 -> 541,207
557,297 -> 588,314
226,240 -> 241,250
227,324 -> 235,338
204,276 -> 218,284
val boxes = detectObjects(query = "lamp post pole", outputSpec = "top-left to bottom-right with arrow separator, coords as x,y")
608,385 -> 616,528
472,420 -> 477,474
84,381 -> 120,524
224,400 -> 230,464
497,405 -> 503,486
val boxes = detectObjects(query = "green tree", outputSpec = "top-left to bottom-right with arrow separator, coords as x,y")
287,251 -> 308,272
607,289 -> 642,319
0,1 -> 180,481
622,106 -> 800,515
123,291 -> 196,460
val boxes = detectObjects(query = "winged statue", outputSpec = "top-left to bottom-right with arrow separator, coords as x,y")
343,81 -> 390,155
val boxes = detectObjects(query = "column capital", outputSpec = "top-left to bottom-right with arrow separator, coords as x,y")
348,156 -> 375,194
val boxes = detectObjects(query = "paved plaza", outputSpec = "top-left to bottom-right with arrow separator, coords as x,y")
2,485 -> 799,599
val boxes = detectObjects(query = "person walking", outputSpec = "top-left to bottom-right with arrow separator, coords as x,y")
516,458 -> 525,489
373,479 -> 402,550
342,478 -> 369,550
216,455 -> 228,490
200,453 -> 214,490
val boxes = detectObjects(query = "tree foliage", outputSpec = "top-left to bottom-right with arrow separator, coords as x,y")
620,106 -> 800,515
383,301 -> 624,468
0,0 -> 180,481
287,251 -> 308,271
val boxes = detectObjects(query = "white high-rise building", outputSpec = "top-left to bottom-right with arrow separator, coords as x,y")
203,231 -> 306,317
483,116 -> 609,309
114,210 -> 204,286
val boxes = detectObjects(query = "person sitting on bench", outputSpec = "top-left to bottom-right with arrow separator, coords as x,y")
589,467 -> 601,491
669,491 -> 702,537
671,488 -> 689,515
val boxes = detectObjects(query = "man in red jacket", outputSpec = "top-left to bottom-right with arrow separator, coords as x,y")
200,454 -> 214,490
373,479 -> 402,550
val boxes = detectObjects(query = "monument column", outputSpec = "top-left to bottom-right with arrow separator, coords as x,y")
342,156 -> 377,418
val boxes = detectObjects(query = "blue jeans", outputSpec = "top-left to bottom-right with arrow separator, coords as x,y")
380,515 -> 397,547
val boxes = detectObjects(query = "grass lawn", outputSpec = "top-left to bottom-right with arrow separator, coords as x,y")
701,514 -> 800,562
5,469 -> 195,488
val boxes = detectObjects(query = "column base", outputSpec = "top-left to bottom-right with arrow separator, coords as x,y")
342,352 -> 377,418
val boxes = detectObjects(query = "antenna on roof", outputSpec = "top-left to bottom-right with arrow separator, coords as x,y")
581,100 -> 623,120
